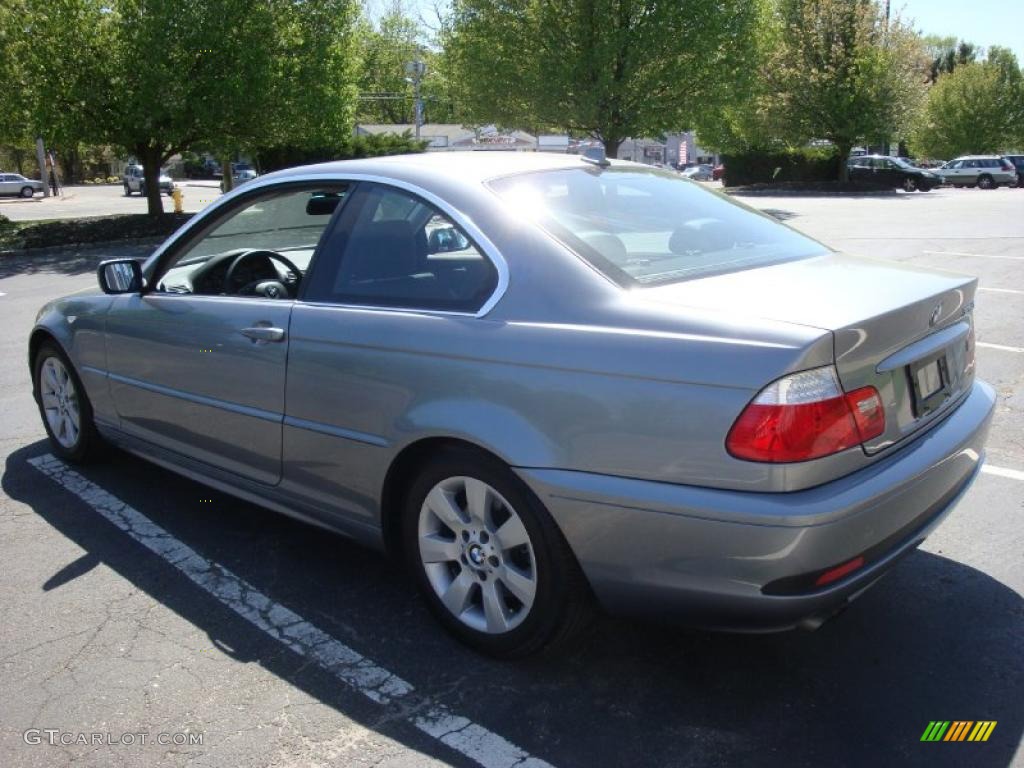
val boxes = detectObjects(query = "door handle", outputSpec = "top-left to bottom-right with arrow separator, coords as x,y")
240,325 -> 286,342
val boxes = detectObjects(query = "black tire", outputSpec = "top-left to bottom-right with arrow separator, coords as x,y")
401,447 -> 594,658
976,174 -> 994,190
33,341 -> 104,463
123,184 -> 131,196
20,186 -> 35,198
139,183 -> 146,196
901,176 -> 917,192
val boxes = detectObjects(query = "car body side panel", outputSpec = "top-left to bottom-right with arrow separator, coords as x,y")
280,301 -> 851,527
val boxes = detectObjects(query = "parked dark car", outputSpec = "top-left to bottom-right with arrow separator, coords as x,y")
1003,155 -> 1024,187
847,155 -> 941,191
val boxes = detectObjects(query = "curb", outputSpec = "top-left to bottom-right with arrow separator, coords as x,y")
0,235 -> 163,258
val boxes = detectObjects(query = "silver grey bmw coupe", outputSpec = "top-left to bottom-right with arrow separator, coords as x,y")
30,152 -> 994,657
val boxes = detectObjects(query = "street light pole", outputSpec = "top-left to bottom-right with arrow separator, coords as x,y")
405,60 -> 426,140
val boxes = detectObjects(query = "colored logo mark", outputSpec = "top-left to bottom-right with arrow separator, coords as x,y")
921,721 -> 997,742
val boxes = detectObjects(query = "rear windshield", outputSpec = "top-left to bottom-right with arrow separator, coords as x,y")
489,166 -> 827,286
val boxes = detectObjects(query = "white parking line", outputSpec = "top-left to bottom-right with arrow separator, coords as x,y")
28,454 -> 553,768
978,287 -> 1024,296
922,250 -> 1024,261
981,464 -> 1024,482
976,342 -> 1024,353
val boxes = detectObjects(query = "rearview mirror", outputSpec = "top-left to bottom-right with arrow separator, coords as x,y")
97,259 -> 143,294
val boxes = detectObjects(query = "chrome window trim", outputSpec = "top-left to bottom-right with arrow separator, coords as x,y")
142,172 -> 510,319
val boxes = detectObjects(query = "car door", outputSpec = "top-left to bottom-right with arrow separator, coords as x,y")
0,174 -> 15,195
280,181 -> 502,522
103,182 -> 348,485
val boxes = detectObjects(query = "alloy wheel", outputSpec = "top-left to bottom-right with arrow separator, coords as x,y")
39,357 -> 81,449
902,177 -> 917,192
417,475 -> 537,634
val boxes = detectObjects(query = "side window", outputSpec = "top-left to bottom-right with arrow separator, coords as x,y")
308,184 -> 498,313
154,185 -> 347,298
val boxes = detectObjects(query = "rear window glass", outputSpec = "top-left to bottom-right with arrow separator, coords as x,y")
489,167 -> 827,286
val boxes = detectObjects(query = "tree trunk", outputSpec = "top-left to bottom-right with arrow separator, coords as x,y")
138,144 -> 165,216
13,148 -> 25,175
602,137 -> 622,160
221,154 -> 234,194
837,143 -> 852,183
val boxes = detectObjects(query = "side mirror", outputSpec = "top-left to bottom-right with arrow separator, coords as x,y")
97,259 -> 143,294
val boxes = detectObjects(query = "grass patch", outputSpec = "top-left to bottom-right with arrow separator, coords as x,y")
0,212 -> 194,252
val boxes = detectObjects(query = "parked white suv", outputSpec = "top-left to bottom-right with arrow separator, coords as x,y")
937,156 -> 1017,189
123,166 -> 174,196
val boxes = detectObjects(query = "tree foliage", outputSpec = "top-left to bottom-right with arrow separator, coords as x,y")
442,0 -> 762,156
2,0 -> 360,214
910,48 -> 1024,159
696,0 -> 927,180
922,36 -> 978,83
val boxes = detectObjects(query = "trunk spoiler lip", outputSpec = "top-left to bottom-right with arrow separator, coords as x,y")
875,320 -> 970,373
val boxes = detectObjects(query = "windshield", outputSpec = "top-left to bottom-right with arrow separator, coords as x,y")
490,166 -> 828,286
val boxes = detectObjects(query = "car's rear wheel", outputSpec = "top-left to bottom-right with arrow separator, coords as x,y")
34,342 -> 103,463
402,448 -> 593,658
977,174 -> 995,190
123,184 -> 131,196
20,186 -> 35,198
901,177 -> 917,192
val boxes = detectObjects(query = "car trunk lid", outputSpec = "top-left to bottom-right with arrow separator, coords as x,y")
642,253 -> 977,455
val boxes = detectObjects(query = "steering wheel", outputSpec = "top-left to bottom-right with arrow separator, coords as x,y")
222,249 -> 303,298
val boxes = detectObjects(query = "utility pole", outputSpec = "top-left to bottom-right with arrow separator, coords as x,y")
35,137 -> 50,198
405,60 -> 426,140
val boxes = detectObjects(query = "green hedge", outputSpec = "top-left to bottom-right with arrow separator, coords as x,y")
720,148 -> 840,186
256,132 -> 429,174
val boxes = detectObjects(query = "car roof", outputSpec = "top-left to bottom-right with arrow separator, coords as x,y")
262,151 -> 609,187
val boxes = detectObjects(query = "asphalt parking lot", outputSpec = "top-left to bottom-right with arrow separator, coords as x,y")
1,186 -> 1021,768
0,181 -> 223,221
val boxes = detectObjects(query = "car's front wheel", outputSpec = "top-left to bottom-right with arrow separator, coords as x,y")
21,186 -> 35,198
34,342 -> 103,463
402,448 -> 593,658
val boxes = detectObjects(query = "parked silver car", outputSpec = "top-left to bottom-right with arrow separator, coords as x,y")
0,172 -> 45,198
30,153 -> 994,657
937,156 -> 1017,188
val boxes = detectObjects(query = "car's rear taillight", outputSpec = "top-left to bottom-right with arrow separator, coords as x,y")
726,367 -> 885,463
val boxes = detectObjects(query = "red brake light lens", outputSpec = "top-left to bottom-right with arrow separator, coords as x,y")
726,368 -> 885,463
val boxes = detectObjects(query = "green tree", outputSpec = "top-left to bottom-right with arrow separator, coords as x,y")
4,0 -> 359,214
764,0 -> 927,179
910,49 -> 1024,158
443,0 -> 762,157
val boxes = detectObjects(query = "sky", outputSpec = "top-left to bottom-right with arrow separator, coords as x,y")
381,0 -> 1024,64
897,0 -> 1024,62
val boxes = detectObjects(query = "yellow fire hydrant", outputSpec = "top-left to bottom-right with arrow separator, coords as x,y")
171,186 -> 184,214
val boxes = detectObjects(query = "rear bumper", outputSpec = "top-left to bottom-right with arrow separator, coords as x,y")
516,380 -> 995,631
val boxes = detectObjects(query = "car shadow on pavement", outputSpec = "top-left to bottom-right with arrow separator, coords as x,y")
0,244 -> 154,280
4,442 -> 1021,768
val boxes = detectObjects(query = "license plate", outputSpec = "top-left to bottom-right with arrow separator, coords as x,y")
909,353 -> 950,417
